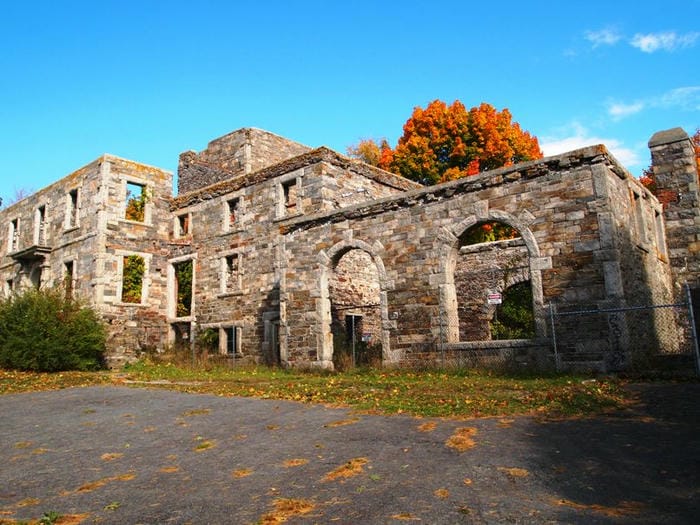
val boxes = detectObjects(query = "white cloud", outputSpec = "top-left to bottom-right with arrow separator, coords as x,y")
659,86 -> 700,110
608,101 -> 645,121
585,28 -> 622,48
540,123 -> 641,167
630,31 -> 700,52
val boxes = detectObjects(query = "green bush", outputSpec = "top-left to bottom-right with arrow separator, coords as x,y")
0,287 -> 106,371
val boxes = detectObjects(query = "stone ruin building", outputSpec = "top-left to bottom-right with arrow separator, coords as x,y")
1,127 -> 698,370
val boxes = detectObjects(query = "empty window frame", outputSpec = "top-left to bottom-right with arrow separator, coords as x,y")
175,212 -> 191,238
277,175 -> 302,218
35,204 -> 48,245
64,260 -> 75,298
125,181 -> 147,222
224,197 -> 241,232
282,179 -> 298,213
172,259 -> 193,318
8,218 -> 19,252
221,326 -> 241,356
121,254 -> 145,304
221,253 -> 242,294
4,279 -> 13,297
66,189 -> 79,229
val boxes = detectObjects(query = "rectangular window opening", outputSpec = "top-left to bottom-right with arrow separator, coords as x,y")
9,218 -> 20,252
226,198 -> 239,231
67,189 -> 79,228
36,205 -> 47,245
176,213 -> 190,237
64,261 -> 75,298
125,182 -> 147,222
121,254 -> 145,303
5,279 -> 13,296
633,192 -> 646,243
283,180 -> 298,212
223,254 -> 241,293
173,260 -> 193,317
222,326 -> 241,356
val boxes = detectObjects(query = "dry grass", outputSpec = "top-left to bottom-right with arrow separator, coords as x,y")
260,498 -> 315,523
282,458 -> 309,468
445,427 -> 478,452
323,457 -> 369,482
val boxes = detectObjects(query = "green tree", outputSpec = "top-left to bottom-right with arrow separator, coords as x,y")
0,287 -> 106,371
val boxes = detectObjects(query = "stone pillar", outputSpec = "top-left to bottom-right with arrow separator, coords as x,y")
649,128 -> 700,288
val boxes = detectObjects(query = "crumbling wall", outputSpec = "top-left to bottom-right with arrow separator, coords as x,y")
177,128 -> 311,194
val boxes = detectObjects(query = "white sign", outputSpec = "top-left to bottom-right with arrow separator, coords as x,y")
487,293 -> 502,305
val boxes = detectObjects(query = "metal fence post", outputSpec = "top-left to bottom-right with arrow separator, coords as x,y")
685,283 -> 700,376
549,303 -> 560,372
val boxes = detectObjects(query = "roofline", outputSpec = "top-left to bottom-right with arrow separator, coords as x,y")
171,146 -> 422,210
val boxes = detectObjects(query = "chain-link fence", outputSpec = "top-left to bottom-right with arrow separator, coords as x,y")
549,296 -> 699,374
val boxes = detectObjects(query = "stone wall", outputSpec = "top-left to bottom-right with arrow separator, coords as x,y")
177,128 -> 312,194
649,128 -> 700,291
280,144 -> 676,369
171,149 -> 414,365
0,155 -> 173,366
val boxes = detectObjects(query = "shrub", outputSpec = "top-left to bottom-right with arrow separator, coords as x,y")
0,287 -> 106,371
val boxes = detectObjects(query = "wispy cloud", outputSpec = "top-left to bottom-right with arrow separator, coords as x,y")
630,31 -> 699,52
540,122 -> 641,167
584,28 -> 622,48
608,101 -> 645,121
605,85 -> 700,121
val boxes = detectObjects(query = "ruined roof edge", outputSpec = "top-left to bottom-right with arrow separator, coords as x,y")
171,147 -> 422,209
281,144 -> 637,233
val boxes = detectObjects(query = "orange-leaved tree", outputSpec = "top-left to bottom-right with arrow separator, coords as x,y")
348,100 -> 542,185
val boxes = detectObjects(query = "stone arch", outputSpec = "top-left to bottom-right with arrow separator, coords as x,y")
317,239 -> 394,368
437,210 -> 548,342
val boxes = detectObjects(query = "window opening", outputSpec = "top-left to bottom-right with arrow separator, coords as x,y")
125,182 -> 147,222
36,205 -> 47,245
226,198 -> 239,230
283,180 -> 298,212
176,213 -> 190,237
64,261 -> 74,298
5,279 -> 13,296
121,255 -> 145,303
9,218 -> 19,252
174,260 -> 193,317
223,254 -> 241,293
67,189 -> 79,228
223,326 -> 238,356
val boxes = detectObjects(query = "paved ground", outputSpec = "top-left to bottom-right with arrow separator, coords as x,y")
1,383 -> 699,524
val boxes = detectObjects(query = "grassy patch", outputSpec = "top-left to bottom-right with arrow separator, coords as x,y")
1,362 -> 629,418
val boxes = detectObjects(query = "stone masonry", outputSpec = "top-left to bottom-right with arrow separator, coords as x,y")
1,126 -> 698,370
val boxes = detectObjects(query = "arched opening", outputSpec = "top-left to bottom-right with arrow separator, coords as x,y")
454,220 -> 534,341
328,248 -> 383,369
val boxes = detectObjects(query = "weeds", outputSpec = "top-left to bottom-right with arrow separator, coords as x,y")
1,360 -> 629,418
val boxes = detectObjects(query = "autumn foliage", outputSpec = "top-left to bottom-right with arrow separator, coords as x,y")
348,100 -> 542,185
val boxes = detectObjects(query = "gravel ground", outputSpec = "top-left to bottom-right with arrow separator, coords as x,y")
1,383 -> 698,524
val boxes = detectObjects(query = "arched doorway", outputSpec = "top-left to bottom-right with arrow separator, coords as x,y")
318,239 -> 393,369
329,248 -> 382,369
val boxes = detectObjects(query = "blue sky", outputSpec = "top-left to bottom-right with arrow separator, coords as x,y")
1,0 -> 698,202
